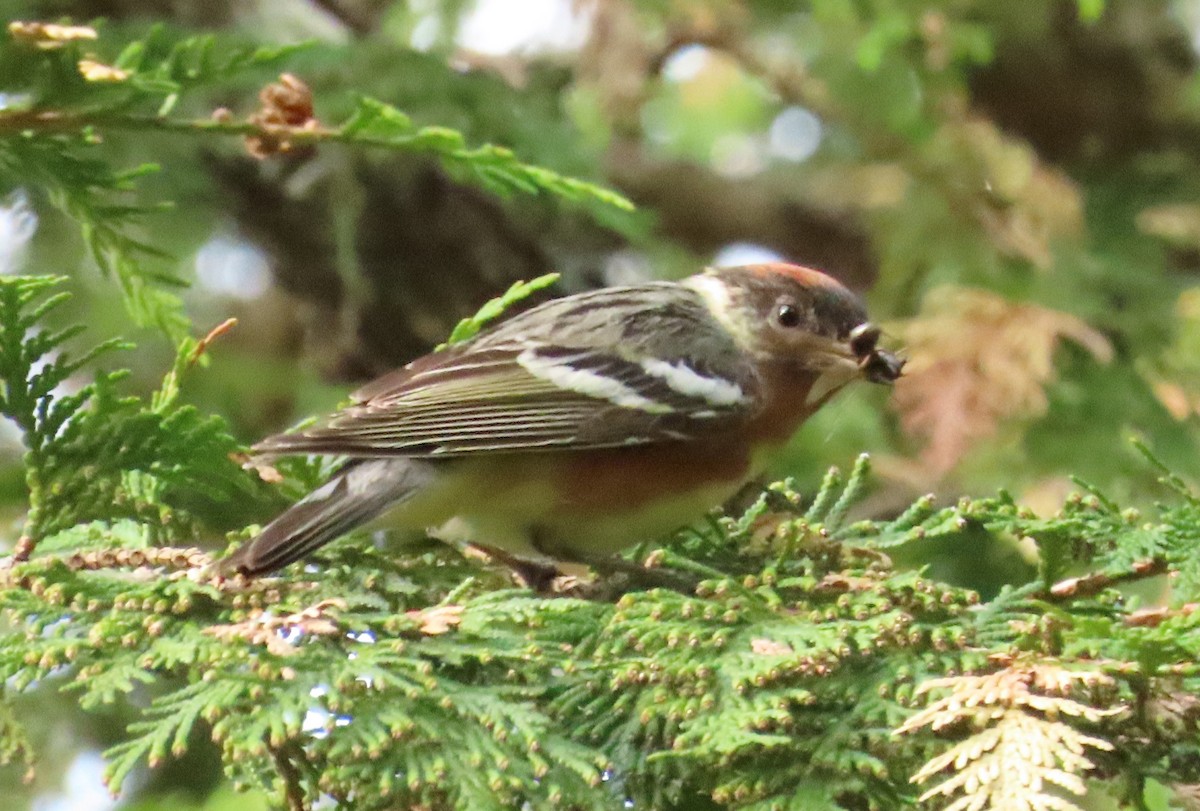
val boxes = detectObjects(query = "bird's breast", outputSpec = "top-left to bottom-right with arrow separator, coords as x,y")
742,367 -> 826,444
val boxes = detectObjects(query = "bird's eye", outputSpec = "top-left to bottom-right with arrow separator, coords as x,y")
775,303 -> 802,328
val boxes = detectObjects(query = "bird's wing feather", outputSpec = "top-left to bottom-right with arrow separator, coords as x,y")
254,286 -> 762,458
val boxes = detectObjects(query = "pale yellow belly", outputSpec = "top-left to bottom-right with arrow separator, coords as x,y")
376,449 -> 760,561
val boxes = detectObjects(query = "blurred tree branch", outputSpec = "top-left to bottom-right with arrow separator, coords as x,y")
604,140 -> 877,290
971,0 -> 1200,164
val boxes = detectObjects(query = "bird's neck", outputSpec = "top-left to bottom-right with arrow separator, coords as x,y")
746,362 -> 855,445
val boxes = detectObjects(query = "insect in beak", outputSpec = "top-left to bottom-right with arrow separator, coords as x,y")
849,322 -> 905,385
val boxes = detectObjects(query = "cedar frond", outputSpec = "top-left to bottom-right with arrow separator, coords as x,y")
899,662 -> 1120,811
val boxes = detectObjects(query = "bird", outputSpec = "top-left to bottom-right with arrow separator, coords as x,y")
220,262 -> 903,579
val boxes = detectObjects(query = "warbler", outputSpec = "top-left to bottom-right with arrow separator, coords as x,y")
221,262 -> 903,577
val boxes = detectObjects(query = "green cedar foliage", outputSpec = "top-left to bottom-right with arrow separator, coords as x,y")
0,277 -> 263,545
1,19 -> 1200,811
0,22 -> 631,340
441,273 -> 561,346
0,274 -> 1198,810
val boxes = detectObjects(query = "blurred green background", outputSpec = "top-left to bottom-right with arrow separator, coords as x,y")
2,0 -> 1200,808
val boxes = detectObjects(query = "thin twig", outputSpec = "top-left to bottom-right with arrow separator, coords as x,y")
1045,558 -> 1169,601
11,535 -> 35,563
1124,602 -> 1199,628
188,317 -> 238,366
0,108 -> 463,154
269,740 -> 307,811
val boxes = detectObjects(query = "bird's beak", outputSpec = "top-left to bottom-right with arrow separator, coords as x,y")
848,323 -> 905,385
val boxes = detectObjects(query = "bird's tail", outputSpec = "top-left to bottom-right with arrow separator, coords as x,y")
219,458 -> 437,577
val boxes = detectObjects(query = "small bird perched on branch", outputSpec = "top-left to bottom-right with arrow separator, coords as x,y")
221,262 -> 903,579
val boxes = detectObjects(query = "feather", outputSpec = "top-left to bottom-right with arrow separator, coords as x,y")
254,284 -> 763,459
219,458 -> 437,576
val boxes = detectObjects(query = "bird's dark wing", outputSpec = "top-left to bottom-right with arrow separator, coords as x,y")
254,284 -> 762,458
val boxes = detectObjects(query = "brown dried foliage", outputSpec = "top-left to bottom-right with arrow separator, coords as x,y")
245,74 -> 320,159
892,287 -> 1111,476
8,21 -> 97,49
204,597 -> 346,655
404,604 -> 464,636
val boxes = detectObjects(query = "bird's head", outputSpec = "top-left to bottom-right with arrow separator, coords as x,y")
686,262 -> 905,385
